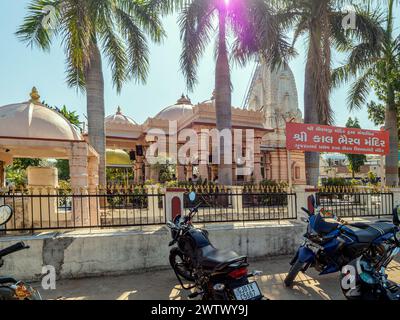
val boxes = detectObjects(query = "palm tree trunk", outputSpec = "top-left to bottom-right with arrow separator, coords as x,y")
384,0 -> 398,187
215,9 -> 232,185
86,43 -> 106,188
384,86 -> 398,186
304,44 -> 320,187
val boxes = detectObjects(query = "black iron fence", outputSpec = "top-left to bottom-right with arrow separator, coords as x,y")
0,187 -> 165,234
183,186 -> 297,223
316,187 -> 394,219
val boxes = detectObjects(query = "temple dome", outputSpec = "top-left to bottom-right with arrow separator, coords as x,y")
105,106 -> 138,126
106,149 -> 131,167
155,95 -> 193,120
0,88 -> 83,141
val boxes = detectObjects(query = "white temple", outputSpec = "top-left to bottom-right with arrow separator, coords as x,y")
244,62 -> 306,183
246,63 -> 303,148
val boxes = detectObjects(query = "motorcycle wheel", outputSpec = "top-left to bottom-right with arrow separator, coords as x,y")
169,248 -> 195,282
284,259 -> 304,287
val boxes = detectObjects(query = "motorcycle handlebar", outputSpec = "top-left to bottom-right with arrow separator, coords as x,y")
0,242 -> 29,258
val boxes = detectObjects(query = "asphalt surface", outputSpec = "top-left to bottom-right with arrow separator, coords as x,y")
38,255 -> 400,300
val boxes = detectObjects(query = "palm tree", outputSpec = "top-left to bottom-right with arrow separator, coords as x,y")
333,0 -> 399,186
275,0 -> 382,186
16,0 -> 171,187
179,0 -> 291,185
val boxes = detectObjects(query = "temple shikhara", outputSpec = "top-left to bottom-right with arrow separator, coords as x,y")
0,62 -> 306,188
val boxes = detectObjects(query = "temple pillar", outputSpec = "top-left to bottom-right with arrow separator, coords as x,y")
177,165 -> 185,182
232,163 -> 237,184
88,155 -> 99,226
198,165 -> 208,181
70,143 -> 89,190
186,165 -> 193,180
88,155 -> 99,190
0,161 -> 5,188
253,137 -> 262,183
198,131 -> 209,181
144,161 -> 150,181
175,143 -> 185,182
150,165 -> 159,182
69,142 -> 89,226
134,156 -> 144,184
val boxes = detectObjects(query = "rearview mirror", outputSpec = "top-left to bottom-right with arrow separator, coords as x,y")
393,206 -> 400,226
0,205 -> 13,226
188,192 -> 196,202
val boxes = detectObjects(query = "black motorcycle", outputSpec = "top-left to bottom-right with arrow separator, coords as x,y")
166,192 -> 264,300
0,205 -> 42,300
339,206 -> 400,300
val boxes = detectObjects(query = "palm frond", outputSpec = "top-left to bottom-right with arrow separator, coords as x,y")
347,68 -> 374,111
118,0 -> 166,43
61,0 -> 93,90
241,0 -> 294,68
179,0 -> 215,90
330,5 -> 384,53
144,0 -> 190,15
114,7 -> 150,84
16,0 -> 63,50
291,15 -> 308,46
99,19 -> 128,92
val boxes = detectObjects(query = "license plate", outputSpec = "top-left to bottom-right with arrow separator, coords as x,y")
233,282 -> 262,300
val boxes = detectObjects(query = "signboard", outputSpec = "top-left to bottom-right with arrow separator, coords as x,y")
286,123 -> 389,155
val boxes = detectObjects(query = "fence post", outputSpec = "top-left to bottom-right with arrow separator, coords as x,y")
231,186 -> 243,213
388,187 -> 400,216
292,185 -> 318,222
391,188 -> 400,206
165,188 -> 186,222
145,185 -> 159,218
0,194 -> 4,235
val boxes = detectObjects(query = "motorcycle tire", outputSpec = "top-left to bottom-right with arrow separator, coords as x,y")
284,259 -> 304,287
169,248 -> 195,282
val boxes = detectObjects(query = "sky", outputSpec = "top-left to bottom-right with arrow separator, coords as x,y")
0,1 -> 398,129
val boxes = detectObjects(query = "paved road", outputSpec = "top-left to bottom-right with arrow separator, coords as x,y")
39,255 -> 400,300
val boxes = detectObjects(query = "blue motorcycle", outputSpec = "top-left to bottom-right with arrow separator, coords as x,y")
284,195 -> 398,287
339,206 -> 400,300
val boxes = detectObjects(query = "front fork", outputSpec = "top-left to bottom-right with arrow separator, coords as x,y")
294,245 -> 316,265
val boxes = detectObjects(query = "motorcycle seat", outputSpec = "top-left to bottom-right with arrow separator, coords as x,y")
345,222 -> 394,243
199,246 -> 247,271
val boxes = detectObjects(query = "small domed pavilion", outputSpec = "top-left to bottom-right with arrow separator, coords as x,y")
0,87 -> 99,191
